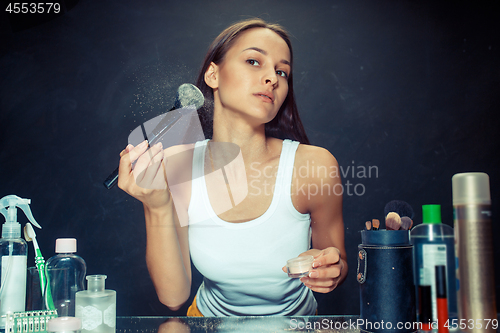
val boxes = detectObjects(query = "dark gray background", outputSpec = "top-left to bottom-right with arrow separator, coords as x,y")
1,0 -> 499,316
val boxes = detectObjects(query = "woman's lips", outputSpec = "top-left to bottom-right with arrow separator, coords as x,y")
254,92 -> 274,103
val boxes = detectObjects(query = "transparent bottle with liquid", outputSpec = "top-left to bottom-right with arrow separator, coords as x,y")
45,238 -> 87,316
411,204 -> 457,322
0,231 -> 27,329
0,195 -> 41,329
75,275 -> 116,333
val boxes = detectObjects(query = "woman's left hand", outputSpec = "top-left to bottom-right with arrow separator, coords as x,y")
283,247 -> 344,293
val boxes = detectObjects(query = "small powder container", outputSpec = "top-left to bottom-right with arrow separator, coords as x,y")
286,255 -> 314,278
47,317 -> 82,333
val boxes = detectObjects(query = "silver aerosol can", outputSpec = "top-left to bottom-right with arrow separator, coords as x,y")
452,172 -> 497,333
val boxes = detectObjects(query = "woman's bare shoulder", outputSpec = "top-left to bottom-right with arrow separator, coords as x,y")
290,143 -> 341,214
295,143 -> 339,171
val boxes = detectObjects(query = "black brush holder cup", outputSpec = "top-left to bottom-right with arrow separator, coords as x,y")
357,230 -> 417,333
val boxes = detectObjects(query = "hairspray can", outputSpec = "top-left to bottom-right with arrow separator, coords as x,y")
452,172 -> 497,333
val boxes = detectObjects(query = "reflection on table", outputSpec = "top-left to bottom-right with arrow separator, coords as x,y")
117,315 -> 361,333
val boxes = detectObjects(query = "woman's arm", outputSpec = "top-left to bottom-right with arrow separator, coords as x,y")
144,201 -> 191,310
293,145 -> 348,293
118,141 -> 191,310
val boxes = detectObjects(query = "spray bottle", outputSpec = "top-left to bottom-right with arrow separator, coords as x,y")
0,195 -> 41,329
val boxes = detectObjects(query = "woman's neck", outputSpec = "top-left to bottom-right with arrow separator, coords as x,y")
211,108 -> 272,161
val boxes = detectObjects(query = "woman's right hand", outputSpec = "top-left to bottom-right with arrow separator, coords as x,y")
117,140 -> 171,211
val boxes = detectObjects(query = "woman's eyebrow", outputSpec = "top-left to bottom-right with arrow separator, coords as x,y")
242,47 -> 291,66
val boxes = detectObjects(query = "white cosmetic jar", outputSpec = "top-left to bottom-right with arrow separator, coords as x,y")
286,255 -> 314,278
47,317 -> 82,333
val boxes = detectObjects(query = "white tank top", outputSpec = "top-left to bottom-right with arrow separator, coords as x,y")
188,139 -> 317,316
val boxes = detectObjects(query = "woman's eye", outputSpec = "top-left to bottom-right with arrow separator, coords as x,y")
276,70 -> 288,79
247,59 -> 260,66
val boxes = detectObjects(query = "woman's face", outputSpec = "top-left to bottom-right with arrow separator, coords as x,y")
206,28 -> 291,125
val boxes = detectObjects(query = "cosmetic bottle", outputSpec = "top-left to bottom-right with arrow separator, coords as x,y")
75,275 -> 116,333
0,195 -> 41,329
410,204 -> 457,322
452,172 -> 497,333
45,238 -> 87,316
435,266 -> 449,333
418,285 -> 433,331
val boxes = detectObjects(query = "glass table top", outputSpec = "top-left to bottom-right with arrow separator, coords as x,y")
117,315 -> 361,333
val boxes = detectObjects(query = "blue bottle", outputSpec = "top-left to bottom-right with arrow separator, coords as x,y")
411,205 -> 457,322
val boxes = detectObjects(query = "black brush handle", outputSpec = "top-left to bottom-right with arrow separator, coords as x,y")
104,124 -> 149,190
103,167 -> 119,189
101,83 -> 203,191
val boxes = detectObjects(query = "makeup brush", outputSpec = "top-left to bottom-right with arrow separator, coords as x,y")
372,219 -> 380,230
384,200 -> 414,219
103,83 -> 205,190
400,216 -> 413,230
365,221 -> 372,230
385,212 -> 402,230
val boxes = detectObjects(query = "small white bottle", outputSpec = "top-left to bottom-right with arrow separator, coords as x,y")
75,275 -> 116,333
45,238 -> 87,316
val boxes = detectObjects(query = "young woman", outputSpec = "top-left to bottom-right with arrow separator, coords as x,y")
118,18 -> 347,316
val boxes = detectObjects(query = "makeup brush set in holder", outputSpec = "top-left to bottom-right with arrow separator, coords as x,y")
357,200 -> 417,333
357,173 -> 498,333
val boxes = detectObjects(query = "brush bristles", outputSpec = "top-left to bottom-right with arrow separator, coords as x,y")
365,221 -> 372,230
400,216 -> 413,230
384,200 -> 415,219
372,219 -> 380,230
386,212 -> 402,230
23,225 -> 33,242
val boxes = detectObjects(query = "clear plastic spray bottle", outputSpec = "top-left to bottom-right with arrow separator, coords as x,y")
0,195 -> 41,329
